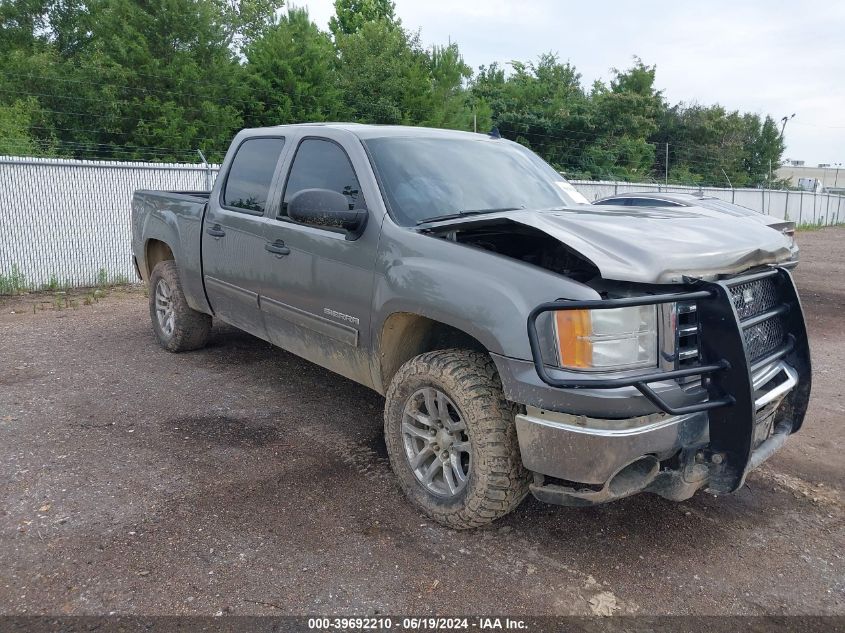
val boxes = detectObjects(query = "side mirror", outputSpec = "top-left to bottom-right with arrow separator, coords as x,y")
287,188 -> 367,238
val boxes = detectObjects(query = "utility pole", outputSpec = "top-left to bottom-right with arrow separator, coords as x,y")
779,113 -> 795,139
768,159 -> 773,215
664,142 -> 669,187
777,115 -> 795,215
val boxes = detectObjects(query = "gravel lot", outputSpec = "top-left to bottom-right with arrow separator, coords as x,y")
1,228 -> 843,616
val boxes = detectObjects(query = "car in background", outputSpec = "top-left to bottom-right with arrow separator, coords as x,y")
592,192 -> 798,262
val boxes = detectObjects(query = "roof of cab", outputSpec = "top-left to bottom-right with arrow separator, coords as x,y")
254,122 -> 490,141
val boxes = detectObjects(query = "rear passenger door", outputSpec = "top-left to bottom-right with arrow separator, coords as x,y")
202,136 -> 286,339
259,133 -> 379,386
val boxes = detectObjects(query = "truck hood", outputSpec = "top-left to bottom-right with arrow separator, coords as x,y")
421,205 -> 794,284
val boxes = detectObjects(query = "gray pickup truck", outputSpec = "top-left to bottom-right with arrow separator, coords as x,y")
131,124 -> 811,528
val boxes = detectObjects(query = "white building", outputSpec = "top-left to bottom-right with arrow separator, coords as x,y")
777,161 -> 844,193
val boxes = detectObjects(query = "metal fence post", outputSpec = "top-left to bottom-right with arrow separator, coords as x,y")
798,191 -> 803,224
197,149 -> 211,191
825,190 -> 832,224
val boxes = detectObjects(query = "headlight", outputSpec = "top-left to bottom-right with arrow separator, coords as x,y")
553,305 -> 658,371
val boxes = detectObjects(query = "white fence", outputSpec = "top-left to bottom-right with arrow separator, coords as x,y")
0,156 -> 219,289
1,156 -> 843,291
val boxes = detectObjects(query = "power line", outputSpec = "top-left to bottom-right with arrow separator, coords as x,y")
0,69 -> 258,114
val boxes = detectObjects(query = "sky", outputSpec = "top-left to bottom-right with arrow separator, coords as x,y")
294,0 -> 845,166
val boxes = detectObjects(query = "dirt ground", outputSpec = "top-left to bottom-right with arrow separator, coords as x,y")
0,228 -> 843,617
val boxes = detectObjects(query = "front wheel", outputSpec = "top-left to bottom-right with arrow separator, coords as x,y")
148,260 -> 212,352
384,349 -> 530,529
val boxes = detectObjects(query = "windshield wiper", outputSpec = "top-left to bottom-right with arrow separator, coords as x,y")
416,207 -> 522,225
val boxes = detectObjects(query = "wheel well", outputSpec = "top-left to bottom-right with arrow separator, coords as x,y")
377,313 -> 487,393
144,239 -> 174,279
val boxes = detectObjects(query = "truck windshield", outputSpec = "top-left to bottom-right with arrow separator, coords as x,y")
363,136 -> 581,226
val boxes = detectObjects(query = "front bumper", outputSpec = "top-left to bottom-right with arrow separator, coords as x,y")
516,408 -> 708,486
510,266 -> 812,504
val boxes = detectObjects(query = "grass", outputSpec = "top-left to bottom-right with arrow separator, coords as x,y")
5,284 -> 144,316
796,223 -> 826,232
795,216 -> 845,231
2,265 -> 136,296
41,274 -> 60,292
0,265 -> 27,295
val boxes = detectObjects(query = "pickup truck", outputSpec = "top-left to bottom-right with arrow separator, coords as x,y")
131,124 -> 812,529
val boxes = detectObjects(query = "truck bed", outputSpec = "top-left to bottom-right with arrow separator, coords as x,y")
130,189 -> 211,314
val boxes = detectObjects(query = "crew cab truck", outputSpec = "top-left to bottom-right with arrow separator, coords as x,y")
131,124 -> 811,528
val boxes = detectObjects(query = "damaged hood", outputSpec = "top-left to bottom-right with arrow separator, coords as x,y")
423,206 -> 795,284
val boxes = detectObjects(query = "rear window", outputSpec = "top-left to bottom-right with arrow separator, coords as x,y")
629,198 -> 680,207
223,138 -> 286,213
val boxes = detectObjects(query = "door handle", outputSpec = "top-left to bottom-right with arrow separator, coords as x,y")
206,224 -> 226,238
265,240 -> 291,257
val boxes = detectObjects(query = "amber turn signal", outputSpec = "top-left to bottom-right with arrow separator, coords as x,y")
554,309 -> 593,368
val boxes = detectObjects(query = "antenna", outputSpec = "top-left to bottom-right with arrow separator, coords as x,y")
489,127 -> 501,139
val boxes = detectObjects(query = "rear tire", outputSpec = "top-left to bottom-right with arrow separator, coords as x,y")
384,349 -> 530,529
149,260 -> 211,352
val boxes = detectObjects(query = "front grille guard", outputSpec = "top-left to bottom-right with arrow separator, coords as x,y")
527,268 -> 800,417
526,266 -> 812,492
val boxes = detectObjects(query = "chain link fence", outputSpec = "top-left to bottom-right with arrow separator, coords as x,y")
2,156 -> 843,293
0,156 -> 219,292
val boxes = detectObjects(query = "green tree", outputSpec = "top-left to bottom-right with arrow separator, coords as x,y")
0,0 -> 789,179
0,0 -> 278,160
425,43 -> 472,129
0,0 -> 51,56
87,0 -> 247,159
243,7 -> 342,126
471,54 -> 592,173
328,0 -> 396,38
223,0 -> 287,50
335,20 -> 473,128
583,58 -> 663,179
335,19 -> 430,124
0,98 -> 49,155
748,115 -> 784,187
654,105 -> 785,187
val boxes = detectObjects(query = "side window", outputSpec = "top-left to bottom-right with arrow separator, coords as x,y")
281,138 -> 363,218
630,198 -> 674,207
222,137 -> 285,213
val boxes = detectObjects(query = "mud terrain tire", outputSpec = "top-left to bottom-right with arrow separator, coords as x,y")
384,349 -> 530,529
149,260 -> 212,352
